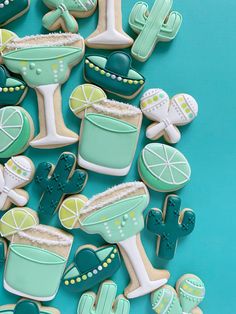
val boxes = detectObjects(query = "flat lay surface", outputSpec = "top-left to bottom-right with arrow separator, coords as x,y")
0,0 -> 234,312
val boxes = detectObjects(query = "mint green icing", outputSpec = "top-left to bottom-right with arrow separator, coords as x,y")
87,56 -> 106,68
96,247 -> 113,261
151,287 -> 182,314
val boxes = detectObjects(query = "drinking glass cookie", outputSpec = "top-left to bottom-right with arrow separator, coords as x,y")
140,89 -> 198,143
147,195 -> 196,260
63,244 -> 121,293
59,182 -> 170,299
86,0 -> 133,49
84,52 -> 145,99
42,0 -> 97,33
0,207 -> 73,301
77,281 -> 130,314
0,299 -> 60,314
0,106 -> 34,158
129,0 -> 182,62
0,0 -> 30,27
0,156 -> 35,211
138,143 -> 191,192
3,33 -> 85,148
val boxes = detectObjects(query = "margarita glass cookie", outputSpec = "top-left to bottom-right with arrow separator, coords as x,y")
129,0 -> 182,62
42,0 -> 97,33
138,143 -> 191,192
0,29 -> 17,57
84,52 -> 145,99
59,182 -> 170,299
151,274 -> 205,314
0,207 -> 73,301
63,244 -> 121,292
140,89 -> 198,143
0,0 -> 30,27
0,106 -> 34,158
35,152 -> 88,220
86,0 -> 133,49
0,156 -> 35,211
0,299 -> 60,314
2,33 -> 85,148
0,237 -> 7,263
147,195 -> 196,260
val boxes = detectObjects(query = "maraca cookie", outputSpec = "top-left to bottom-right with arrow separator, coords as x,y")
0,0 -> 30,27
138,143 -> 191,192
140,89 -> 198,143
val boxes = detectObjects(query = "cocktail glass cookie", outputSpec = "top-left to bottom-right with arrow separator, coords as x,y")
0,0 -> 30,27
0,299 -> 60,314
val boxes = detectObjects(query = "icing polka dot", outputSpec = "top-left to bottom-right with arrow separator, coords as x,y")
98,266 -> 102,271
3,88 -> 8,92
70,279 -> 75,284
111,75 -> 116,80
64,281 -> 69,286
82,275 -> 87,280
76,277 -> 81,282
103,262 -> 108,268
107,258 -> 112,264
93,269 -> 98,275
88,272 -> 93,278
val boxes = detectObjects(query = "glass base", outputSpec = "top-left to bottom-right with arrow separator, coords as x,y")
87,30 -> 132,45
126,278 -> 168,299
30,134 -> 78,148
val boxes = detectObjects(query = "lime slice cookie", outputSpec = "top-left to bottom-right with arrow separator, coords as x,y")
59,195 -> 88,229
138,143 -> 191,192
0,207 -> 38,237
69,84 -> 107,118
0,29 -> 17,55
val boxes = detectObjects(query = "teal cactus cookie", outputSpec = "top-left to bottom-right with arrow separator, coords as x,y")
129,0 -> 182,62
35,152 -> 88,220
0,237 -> 7,263
42,0 -> 97,33
147,195 -> 195,260
63,245 -> 121,292
0,299 -> 60,314
77,281 -> 130,314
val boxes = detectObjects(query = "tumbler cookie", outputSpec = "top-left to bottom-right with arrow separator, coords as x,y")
59,182 -> 170,299
0,0 -> 30,27
138,143 -> 191,192
84,52 -> 145,99
0,156 -> 35,211
140,89 -> 198,143
0,299 -> 60,314
3,33 -> 85,148
86,0 -> 133,49
147,195 -> 195,260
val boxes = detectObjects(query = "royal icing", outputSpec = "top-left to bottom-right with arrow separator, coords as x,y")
0,156 -> 35,211
35,152 -> 88,221
129,0 -> 182,62
140,89 -> 198,143
77,281 -> 130,314
0,237 -> 7,263
147,195 -> 196,260
84,52 -> 145,99
3,33 -> 85,148
42,0 -> 97,33
0,106 -> 33,158
0,0 -> 30,27
63,244 -> 121,292
138,143 -> 191,192
0,299 -> 60,314
59,182 -> 170,299
86,0 -> 133,49
0,29 -> 17,55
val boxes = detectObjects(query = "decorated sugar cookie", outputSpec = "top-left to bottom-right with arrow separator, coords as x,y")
84,52 -> 145,99
151,274 -> 205,314
0,299 -> 60,314
129,0 -> 182,62
77,281 -> 130,314
147,195 -> 196,260
0,0 -> 30,27
0,106 -> 34,158
0,207 -> 73,301
0,237 -> 7,263
0,29 -> 17,59
35,152 -> 88,220
86,0 -> 133,49
138,143 -> 191,192
59,182 -> 170,299
140,89 -> 198,143
0,156 -> 35,211
63,244 -> 121,293
42,0 -> 97,33
3,33 -> 85,148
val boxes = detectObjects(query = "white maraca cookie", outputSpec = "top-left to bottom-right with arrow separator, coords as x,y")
140,89 -> 198,144
0,156 -> 35,211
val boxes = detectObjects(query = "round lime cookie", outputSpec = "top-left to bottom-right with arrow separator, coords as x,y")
138,143 -> 191,192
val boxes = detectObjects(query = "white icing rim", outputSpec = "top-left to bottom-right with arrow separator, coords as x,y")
92,100 -> 141,117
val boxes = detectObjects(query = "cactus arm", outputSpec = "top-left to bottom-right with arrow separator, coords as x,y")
77,292 -> 96,314
96,281 -> 117,314
114,297 -> 130,314
159,11 -> 182,41
146,209 -> 166,234
64,169 -> 88,194
35,162 -> 52,189
129,2 -> 149,34
179,209 -> 196,236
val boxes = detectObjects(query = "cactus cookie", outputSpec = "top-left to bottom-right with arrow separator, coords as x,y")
0,156 -> 35,211
129,0 -> 182,62
63,244 -> 121,293
42,0 -> 97,33
0,299 -> 60,314
77,281 -> 130,314
0,0 -> 30,27
35,152 -> 88,220
147,195 -> 196,260
138,143 -> 191,192
140,89 -> 198,143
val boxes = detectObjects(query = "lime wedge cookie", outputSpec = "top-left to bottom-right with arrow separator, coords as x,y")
138,143 -> 191,192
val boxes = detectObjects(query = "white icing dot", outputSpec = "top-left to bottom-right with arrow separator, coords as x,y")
93,270 -> 98,275
111,75 -> 116,80
4,0 -> 9,5
98,266 -> 102,271
117,77 -> 122,81
0,4 -> 4,8
0,88 -> 2,92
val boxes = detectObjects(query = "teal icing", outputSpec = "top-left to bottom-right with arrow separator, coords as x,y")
0,0 -> 29,26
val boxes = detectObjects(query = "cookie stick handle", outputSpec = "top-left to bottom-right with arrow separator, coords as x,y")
8,189 -> 28,207
0,192 -> 7,209
146,122 -> 181,143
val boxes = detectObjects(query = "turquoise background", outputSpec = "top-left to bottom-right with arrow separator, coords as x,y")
0,0 -> 234,312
